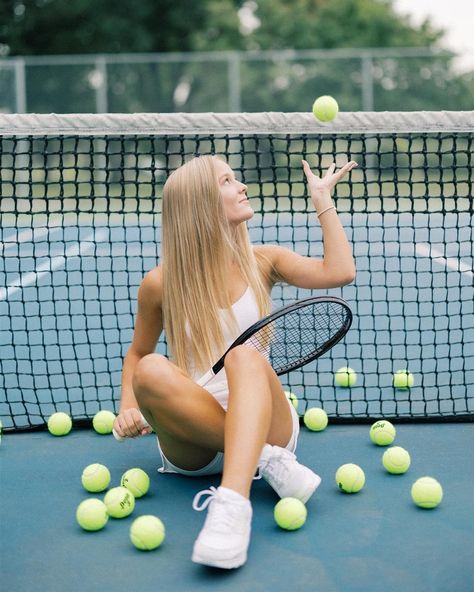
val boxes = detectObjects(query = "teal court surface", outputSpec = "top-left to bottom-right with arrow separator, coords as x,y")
1,422 -> 473,592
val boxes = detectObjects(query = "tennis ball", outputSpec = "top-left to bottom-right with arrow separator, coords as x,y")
121,468 -> 150,498
411,477 -> 443,509
335,463 -> 365,493
92,410 -> 116,435
370,419 -> 396,446
130,515 -> 165,550
274,497 -> 307,531
76,498 -> 109,531
393,370 -> 414,389
303,407 -> 328,431
334,367 -> 357,387
81,463 -> 111,493
47,412 -> 72,436
382,446 -> 411,474
312,95 -> 339,122
104,486 -> 135,518
284,390 -> 299,411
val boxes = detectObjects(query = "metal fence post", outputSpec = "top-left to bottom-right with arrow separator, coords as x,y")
361,54 -> 374,111
95,56 -> 108,113
228,52 -> 241,112
14,58 -> 27,113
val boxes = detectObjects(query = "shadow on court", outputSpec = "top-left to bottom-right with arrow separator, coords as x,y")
1,423 -> 473,592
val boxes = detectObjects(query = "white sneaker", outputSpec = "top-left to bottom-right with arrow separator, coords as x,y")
257,445 -> 321,504
191,486 -> 252,569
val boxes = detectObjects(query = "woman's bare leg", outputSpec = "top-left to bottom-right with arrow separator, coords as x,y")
220,345 -> 293,497
132,349 -> 293,483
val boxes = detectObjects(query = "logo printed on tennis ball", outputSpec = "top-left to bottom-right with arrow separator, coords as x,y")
312,95 -> 339,122
47,412 -> 72,436
121,468 -> 150,498
382,446 -> 411,474
411,477 -> 443,509
335,463 -> 365,493
104,486 -> 135,518
92,410 -> 116,434
274,497 -> 307,530
393,370 -> 414,389
369,419 -> 396,446
334,367 -> 357,387
303,407 -> 328,431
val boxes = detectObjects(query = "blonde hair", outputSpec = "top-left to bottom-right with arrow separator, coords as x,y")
162,155 -> 271,375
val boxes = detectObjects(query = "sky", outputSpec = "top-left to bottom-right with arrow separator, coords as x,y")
393,0 -> 474,54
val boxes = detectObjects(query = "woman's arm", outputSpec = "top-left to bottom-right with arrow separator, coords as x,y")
113,266 -> 164,438
256,160 -> 357,290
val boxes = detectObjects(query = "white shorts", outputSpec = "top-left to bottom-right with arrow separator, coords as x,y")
156,395 -> 300,477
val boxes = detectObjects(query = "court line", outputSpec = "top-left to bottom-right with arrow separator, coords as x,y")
1,226 -> 53,249
0,229 -> 107,301
416,244 -> 473,277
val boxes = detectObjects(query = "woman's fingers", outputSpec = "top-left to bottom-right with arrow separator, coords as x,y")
114,408 -> 150,439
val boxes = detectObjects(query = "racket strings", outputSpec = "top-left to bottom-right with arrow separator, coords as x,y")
245,302 -> 350,374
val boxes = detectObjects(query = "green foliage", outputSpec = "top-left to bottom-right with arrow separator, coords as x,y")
2,0 -> 445,55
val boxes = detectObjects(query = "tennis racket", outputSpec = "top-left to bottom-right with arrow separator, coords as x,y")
113,295 -> 352,441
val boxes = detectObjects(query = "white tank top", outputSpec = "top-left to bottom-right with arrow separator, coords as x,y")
186,286 -> 261,408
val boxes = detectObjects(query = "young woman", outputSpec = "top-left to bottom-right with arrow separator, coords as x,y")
113,155 -> 357,569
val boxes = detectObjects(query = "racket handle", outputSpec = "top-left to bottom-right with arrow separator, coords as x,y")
112,413 -> 150,442
197,369 -> 215,387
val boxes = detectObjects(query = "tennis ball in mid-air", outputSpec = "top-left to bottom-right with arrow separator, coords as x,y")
382,446 -> 411,474
312,95 -> 339,122
130,515 -> 165,550
411,477 -> 443,509
335,463 -> 365,493
104,486 -> 135,518
393,370 -> 414,389
370,419 -> 396,446
76,499 -> 109,531
335,367 -> 357,387
121,468 -> 150,498
92,410 -> 116,434
303,407 -> 328,431
274,497 -> 307,530
284,390 -> 299,411
81,463 -> 111,493
47,412 -> 72,436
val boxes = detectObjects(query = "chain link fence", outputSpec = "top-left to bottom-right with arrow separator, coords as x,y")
1,48 -> 473,113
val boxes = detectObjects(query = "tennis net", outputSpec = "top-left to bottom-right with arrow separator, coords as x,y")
0,112 -> 473,431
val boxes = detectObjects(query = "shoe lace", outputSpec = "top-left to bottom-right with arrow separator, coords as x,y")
192,487 -> 242,532
258,449 -> 296,484
192,486 -> 219,512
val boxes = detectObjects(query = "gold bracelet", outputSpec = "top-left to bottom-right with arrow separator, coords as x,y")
317,205 -> 336,219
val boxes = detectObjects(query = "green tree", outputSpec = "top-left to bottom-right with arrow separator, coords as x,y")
1,0 -> 210,55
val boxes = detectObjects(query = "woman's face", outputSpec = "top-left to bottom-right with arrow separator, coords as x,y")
214,159 -> 253,226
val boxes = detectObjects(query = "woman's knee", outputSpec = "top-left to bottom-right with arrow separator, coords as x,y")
132,353 -> 176,400
224,345 -> 268,373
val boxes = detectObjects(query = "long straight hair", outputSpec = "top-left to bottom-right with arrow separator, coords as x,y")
161,155 -> 271,375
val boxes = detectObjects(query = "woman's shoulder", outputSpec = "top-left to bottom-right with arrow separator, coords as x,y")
139,264 -> 163,304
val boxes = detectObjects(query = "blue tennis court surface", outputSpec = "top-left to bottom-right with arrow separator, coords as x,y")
1,423 -> 473,592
